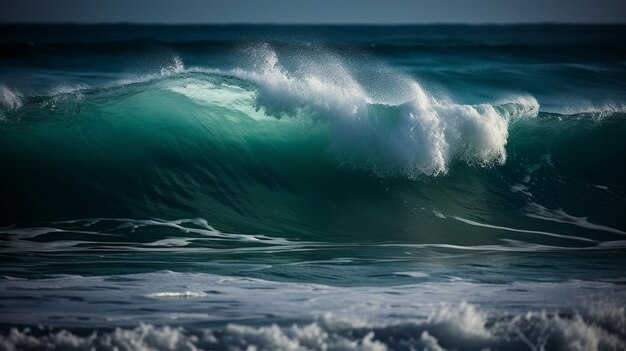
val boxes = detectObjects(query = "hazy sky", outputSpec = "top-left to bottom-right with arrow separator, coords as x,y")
1,0 -> 625,24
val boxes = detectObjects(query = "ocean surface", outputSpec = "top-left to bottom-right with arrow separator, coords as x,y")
0,25 -> 625,350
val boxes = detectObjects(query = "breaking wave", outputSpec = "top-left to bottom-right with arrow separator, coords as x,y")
0,52 -> 624,239
1,50 -> 541,178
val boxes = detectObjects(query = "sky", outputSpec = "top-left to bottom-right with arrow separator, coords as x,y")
1,0 -> 625,24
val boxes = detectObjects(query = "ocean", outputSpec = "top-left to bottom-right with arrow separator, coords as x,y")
0,24 -> 625,350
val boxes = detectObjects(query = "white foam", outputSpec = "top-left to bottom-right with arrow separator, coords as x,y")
453,216 -> 597,242
558,101 -> 626,120
428,301 -> 490,338
525,202 -> 626,235
393,271 -> 430,278
1,300 -> 624,351
221,44 -> 539,178
0,84 -> 23,119
160,56 -> 186,76
147,291 -> 208,298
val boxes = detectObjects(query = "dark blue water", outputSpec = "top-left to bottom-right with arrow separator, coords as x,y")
0,25 -> 625,350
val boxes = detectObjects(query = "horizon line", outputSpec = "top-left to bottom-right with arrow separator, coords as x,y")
2,21 -> 626,26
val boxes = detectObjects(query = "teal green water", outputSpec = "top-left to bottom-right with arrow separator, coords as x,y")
0,25 -> 625,350
2,71 -> 624,244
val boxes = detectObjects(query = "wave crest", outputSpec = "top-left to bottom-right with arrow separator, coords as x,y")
218,45 -> 539,177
